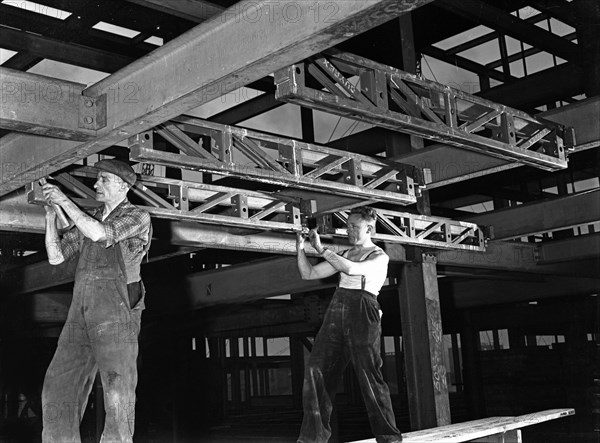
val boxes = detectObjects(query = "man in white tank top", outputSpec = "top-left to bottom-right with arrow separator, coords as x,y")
296,207 -> 402,443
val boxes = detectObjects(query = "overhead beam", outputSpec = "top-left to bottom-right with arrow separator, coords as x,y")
0,25 -> 132,74
208,91 -> 281,125
464,189 -> 600,241
479,63 -> 585,110
538,232 -> 600,264
124,0 -> 225,22
421,45 -> 515,84
186,257 -> 336,306
0,0 -> 433,197
543,96 -> 600,152
528,0 -> 577,27
0,69 -> 97,141
436,0 -> 581,65
443,10 -> 555,56
446,276 -> 600,309
0,191 -> 47,234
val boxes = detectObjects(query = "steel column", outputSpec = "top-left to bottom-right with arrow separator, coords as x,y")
398,252 -> 451,429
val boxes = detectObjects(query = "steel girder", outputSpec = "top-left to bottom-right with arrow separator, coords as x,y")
1,0 -> 434,197
129,117 -> 420,206
274,49 -> 571,171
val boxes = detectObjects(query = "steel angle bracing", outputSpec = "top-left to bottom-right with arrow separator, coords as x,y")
129,117 -> 419,206
29,167 -> 303,232
274,49 -> 570,171
331,209 -> 485,251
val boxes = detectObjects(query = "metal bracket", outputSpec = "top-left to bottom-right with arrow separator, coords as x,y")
275,49 -> 570,171
79,94 -> 107,130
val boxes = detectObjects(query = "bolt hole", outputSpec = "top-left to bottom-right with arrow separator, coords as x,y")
295,67 -> 301,75
144,133 -> 150,140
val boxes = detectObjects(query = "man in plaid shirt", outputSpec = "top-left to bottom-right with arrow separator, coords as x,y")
41,159 -> 151,442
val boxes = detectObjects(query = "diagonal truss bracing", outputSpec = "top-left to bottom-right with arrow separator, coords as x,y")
27,166 -> 485,251
330,209 -> 485,251
274,49 -> 570,171
28,167 -> 303,232
129,117 -> 420,206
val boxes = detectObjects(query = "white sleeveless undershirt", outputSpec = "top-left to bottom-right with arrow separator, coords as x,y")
338,247 -> 387,296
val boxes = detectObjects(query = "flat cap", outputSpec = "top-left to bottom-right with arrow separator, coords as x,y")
94,159 -> 137,186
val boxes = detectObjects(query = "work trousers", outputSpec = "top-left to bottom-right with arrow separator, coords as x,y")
298,288 -> 402,443
42,236 -> 143,443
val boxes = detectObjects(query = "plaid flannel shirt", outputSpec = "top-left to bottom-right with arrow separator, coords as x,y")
59,199 -> 151,282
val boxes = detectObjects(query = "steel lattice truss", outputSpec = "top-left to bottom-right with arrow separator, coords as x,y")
28,167 -> 303,232
328,209 -> 485,251
129,116 -> 420,206
27,167 -> 485,251
274,49 -> 571,171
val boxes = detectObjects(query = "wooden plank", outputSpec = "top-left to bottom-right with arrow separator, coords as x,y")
349,408 -> 575,442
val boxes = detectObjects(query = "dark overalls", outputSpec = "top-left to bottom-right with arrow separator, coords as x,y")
42,232 -> 144,442
298,273 -> 401,442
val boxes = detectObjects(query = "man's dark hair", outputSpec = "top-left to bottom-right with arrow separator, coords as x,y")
349,206 -> 378,227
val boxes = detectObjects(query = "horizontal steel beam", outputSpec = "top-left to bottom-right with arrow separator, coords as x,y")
19,273 -> 599,325
479,62 -> 585,111
448,276 -> 600,309
275,50 -> 569,171
538,232 -> 600,264
124,0 -> 224,22
0,0 -> 432,197
436,0 -> 581,65
543,96 -> 600,153
0,26 -> 132,74
464,189 -> 600,241
0,69 -> 96,140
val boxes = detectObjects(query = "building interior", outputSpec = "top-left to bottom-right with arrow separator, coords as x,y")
0,0 -> 598,442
